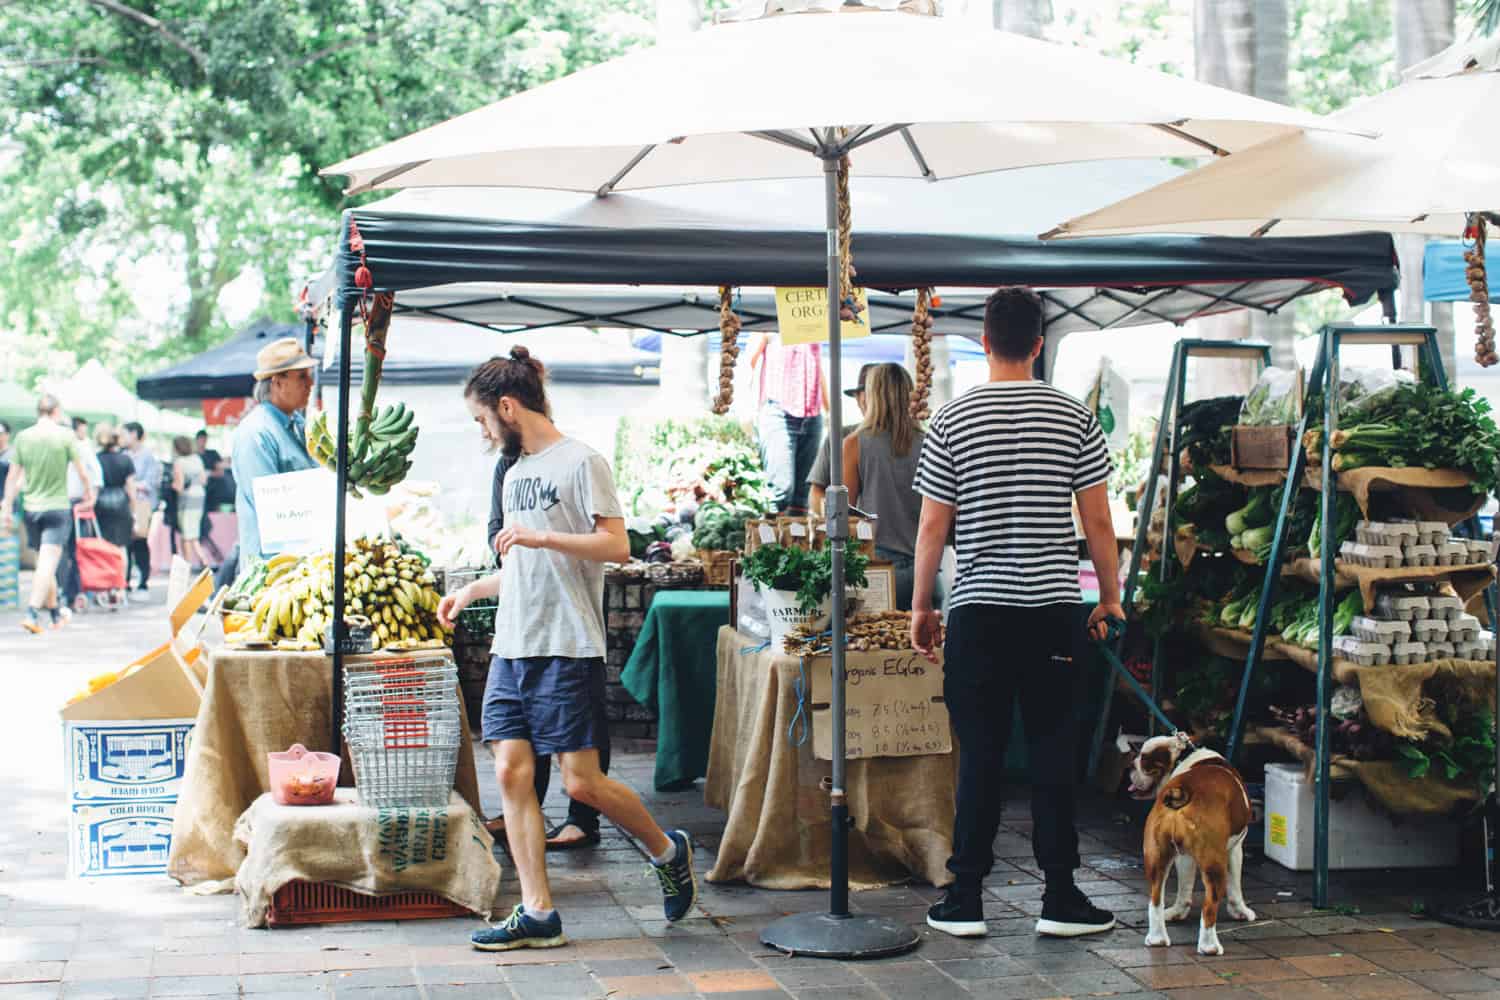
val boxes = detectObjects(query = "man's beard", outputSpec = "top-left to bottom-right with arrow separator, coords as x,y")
498,417 -> 523,459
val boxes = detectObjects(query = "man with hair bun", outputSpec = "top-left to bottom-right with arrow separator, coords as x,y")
440,346 -> 697,952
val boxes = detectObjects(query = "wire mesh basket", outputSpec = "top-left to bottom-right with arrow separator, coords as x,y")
444,565 -> 498,637
344,655 -> 462,809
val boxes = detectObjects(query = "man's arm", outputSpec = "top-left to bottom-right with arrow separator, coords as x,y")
437,571 -> 501,628
487,455 -> 509,560
498,515 -> 629,563
1077,482 -> 1124,639
910,497 -> 954,661
1,463 -> 23,527
72,444 -> 95,504
840,433 -> 862,505
746,332 -> 769,371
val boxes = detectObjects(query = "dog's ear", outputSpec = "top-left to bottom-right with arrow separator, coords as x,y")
1138,744 -> 1172,778
1173,732 -> 1193,752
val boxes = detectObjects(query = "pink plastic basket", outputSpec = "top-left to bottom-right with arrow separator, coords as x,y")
267,743 -> 341,806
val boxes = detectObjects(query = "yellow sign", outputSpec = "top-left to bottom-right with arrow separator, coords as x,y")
775,287 -> 871,346
1268,813 -> 1288,847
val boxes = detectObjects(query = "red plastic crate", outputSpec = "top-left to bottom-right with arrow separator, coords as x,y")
267,879 -> 471,926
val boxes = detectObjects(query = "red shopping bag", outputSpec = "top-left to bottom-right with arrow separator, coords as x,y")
74,504 -> 126,593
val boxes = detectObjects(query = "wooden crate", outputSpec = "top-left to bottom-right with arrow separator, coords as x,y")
267,879 -> 470,926
697,548 -> 736,587
1232,425 -> 1293,471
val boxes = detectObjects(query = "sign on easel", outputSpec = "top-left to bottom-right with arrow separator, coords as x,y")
808,649 -> 950,761
252,469 -> 334,552
775,287 -> 872,346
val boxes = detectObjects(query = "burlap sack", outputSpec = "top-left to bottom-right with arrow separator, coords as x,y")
233,790 -> 501,928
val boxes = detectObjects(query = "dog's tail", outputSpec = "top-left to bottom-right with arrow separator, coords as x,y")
1162,784 -> 1191,810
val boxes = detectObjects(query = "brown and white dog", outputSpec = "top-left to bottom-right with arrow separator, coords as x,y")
1128,734 -> 1256,956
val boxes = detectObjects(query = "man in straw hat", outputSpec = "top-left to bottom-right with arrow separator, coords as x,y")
229,338 -> 319,571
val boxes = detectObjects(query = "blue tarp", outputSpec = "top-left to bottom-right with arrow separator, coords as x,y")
1424,240 -> 1497,303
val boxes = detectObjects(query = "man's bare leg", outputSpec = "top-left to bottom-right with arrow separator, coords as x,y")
31,542 -> 60,610
494,739 -> 552,912
558,749 -> 670,858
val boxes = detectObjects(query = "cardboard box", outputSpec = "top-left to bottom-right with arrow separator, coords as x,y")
68,800 -> 178,878
65,719 -> 195,803
60,570 -> 213,722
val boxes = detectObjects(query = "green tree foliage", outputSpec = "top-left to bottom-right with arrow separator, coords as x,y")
1288,0 -> 1396,114
0,0 -> 651,388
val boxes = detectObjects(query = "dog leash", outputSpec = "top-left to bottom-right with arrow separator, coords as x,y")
1093,617 -> 1190,742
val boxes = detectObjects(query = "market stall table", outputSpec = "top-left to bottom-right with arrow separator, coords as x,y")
621,590 -> 730,791
705,626 -> 955,890
167,647 -> 482,885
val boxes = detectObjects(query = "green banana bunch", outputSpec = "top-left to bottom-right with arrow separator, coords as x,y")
305,404 -> 418,497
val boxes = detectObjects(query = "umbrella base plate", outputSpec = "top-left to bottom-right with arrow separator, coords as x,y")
760,911 -> 920,960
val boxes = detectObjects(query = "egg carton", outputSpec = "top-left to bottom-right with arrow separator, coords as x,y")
1401,543 -> 1438,568
1340,541 -> 1403,569
1411,619 -> 1449,643
1349,616 -> 1410,643
1466,538 -> 1493,564
1332,636 -> 1393,666
1415,521 -> 1450,546
1427,640 -> 1457,662
1374,594 -> 1430,621
1449,613 -> 1482,643
1454,639 -> 1487,661
1356,521 -> 1418,547
1391,641 -> 1428,665
1426,594 -> 1465,621
1436,541 -> 1470,566
1479,630 -> 1497,659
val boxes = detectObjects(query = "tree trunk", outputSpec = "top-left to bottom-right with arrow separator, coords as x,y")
992,0 -> 1049,36
1395,0 -> 1457,379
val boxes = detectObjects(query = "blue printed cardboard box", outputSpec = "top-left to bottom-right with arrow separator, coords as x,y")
65,719 -> 195,803
68,800 -> 178,878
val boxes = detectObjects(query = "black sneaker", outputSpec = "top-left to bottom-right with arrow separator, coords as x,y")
471,904 -> 566,951
653,829 -> 698,922
1036,885 -> 1116,937
926,887 -> 987,937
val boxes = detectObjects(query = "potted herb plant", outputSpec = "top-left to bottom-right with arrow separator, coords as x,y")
742,542 -> 869,653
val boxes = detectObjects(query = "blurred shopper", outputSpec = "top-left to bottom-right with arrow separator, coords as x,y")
747,332 -> 828,514
195,428 -> 222,474
806,362 -> 874,517
122,421 -> 160,593
59,416 -> 105,613
172,436 -> 208,570
840,363 -> 931,612
232,338 -> 317,564
93,426 -> 136,555
1,395 -> 93,634
0,420 -> 11,490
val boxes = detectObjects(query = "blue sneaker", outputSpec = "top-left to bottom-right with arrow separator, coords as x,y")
471,904 -> 567,951
653,830 -> 697,922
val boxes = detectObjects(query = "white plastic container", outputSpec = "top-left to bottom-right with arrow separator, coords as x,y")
1391,641 -> 1428,665
1263,763 -> 1460,871
1425,595 -> 1464,622
1427,640 -> 1457,662
1402,543 -> 1438,568
1416,521 -> 1449,546
1350,616 -> 1409,643
1375,594 -> 1429,621
1411,619 -> 1449,643
1332,636 -> 1392,666
762,589 -> 831,655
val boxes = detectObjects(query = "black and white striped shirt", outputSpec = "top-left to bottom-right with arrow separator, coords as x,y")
915,382 -> 1111,609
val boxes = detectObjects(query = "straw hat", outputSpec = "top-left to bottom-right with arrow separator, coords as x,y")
254,338 -> 317,381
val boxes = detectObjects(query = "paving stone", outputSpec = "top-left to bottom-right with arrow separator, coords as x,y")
1406,969 -> 1500,995
783,987 -> 888,1000
958,974 -> 1065,999
240,973 -> 335,993
146,974 -> 240,996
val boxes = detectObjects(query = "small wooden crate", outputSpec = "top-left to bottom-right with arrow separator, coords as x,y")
697,548 -> 736,587
1232,425 -> 1293,471
267,879 -> 470,926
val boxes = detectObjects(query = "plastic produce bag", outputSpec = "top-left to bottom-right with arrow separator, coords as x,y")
1239,366 -> 1300,426
1339,366 -> 1415,419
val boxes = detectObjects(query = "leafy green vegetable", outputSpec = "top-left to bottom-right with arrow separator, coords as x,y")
741,543 -> 869,614
1179,396 -> 1242,468
690,502 -> 752,551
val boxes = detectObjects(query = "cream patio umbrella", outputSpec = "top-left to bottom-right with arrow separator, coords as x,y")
321,0 -> 1356,958
1044,35 -> 1500,364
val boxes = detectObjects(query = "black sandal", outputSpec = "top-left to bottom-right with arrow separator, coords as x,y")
546,822 -> 602,850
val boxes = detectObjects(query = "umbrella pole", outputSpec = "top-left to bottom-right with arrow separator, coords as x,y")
330,305 -> 354,754
759,151 -> 919,960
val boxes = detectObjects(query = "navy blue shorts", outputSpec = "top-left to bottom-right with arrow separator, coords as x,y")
481,656 -> 602,754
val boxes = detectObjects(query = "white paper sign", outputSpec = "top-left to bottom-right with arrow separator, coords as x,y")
252,468 -> 334,551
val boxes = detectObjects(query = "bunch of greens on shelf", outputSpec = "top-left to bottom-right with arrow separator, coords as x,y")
1174,469 -> 1246,553
1284,489 -> 1318,558
1239,367 -> 1299,426
690,501 -> 753,552
1270,704 -> 1394,761
1225,485 -> 1281,557
1307,493 -> 1361,560
1306,383 -> 1500,495
1398,708 -> 1496,790
1172,658 -> 1236,741
1178,396 -> 1242,468
741,543 -> 869,614
1216,576 -> 1263,631
1136,553 -> 1245,640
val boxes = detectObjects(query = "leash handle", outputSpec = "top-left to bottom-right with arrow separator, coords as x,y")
1091,616 -> 1182,739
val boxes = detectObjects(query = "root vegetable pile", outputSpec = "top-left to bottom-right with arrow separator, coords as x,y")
783,611 -> 912,657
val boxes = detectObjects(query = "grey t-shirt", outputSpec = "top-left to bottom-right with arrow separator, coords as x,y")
806,425 -> 858,489
856,429 -> 925,558
490,437 -> 623,660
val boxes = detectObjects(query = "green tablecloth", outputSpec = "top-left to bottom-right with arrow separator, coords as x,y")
621,590 -> 730,791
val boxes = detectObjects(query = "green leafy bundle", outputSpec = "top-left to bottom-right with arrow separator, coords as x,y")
691,502 -> 753,551
1178,396 -> 1243,468
742,543 -> 870,614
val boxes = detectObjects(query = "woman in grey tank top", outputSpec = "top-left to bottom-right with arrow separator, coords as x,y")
841,363 -> 937,611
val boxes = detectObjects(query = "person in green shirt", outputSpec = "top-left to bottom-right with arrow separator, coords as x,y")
1,394 -> 94,633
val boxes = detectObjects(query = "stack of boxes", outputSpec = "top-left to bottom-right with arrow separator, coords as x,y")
0,532 -> 19,609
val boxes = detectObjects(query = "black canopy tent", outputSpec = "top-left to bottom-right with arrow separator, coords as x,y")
316,171 -> 1402,758
137,318 -> 304,405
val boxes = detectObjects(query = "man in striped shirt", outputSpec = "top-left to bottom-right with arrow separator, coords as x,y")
912,287 -> 1124,940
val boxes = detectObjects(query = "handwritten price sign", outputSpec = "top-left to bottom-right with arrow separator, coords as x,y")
808,650 -> 951,761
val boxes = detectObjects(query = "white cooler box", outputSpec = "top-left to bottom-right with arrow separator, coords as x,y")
1263,762 -> 1460,871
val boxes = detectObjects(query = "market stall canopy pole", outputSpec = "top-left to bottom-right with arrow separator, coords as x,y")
321,2 -> 1368,959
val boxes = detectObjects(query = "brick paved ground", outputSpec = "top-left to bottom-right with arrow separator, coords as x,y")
5,582 -> 1500,998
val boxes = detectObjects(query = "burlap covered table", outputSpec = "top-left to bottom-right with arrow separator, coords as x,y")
233,789 -> 500,928
705,626 -> 955,889
168,648 -> 482,885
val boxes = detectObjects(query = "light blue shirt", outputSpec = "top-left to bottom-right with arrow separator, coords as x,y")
233,401 -> 317,559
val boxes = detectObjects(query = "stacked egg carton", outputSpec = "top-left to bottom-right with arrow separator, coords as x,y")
1341,521 -> 1488,569
1336,590 -> 1493,665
